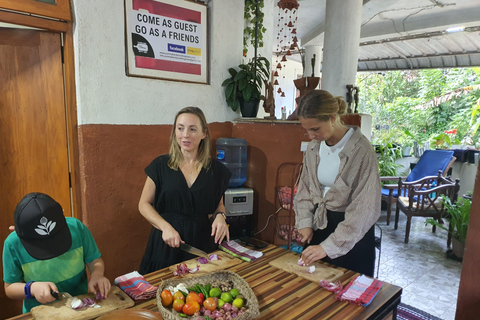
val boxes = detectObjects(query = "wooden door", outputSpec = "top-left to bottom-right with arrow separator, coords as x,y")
0,27 -> 71,315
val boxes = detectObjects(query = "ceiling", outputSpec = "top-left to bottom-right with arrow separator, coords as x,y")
288,0 -> 480,71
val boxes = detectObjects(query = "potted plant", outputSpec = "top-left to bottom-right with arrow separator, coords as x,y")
222,56 -> 270,117
425,196 -> 471,259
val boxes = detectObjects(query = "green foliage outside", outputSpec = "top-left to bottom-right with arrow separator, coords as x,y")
425,196 -> 471,243
357,68 -> 480,149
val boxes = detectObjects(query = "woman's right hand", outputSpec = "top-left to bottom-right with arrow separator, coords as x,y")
161,224 -> 183,247
298,227 -> 314,244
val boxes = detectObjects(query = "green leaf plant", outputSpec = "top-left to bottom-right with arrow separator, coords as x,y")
425,196 -> 471,243
222,56 -> 270,112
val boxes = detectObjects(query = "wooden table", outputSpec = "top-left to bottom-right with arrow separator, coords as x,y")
8,244 -> 402,320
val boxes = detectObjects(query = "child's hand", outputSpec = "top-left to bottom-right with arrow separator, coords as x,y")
88,274 -> 111,299
31,282 -> 57,304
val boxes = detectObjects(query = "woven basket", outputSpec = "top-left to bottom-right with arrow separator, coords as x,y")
156,270 -> 260,320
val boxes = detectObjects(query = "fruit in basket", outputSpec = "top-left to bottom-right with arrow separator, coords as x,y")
203,297 -> 217,311
173,291 -> 185,301
160,289 -> 173,307
186,292 -> 202,304
209,287 -> 221,298
230,288 -> 239,298
233,298 -> 244,309
220,292 -> 233,303
173,298 -> 185,312
182,301 -> 200,316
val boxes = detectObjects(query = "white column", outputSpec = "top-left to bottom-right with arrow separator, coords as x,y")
303,45 -> 322,79
321,0 -> 362,99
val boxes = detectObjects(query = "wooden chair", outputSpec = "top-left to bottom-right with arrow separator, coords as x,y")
381,149 -> 456,225
394,171 -> 460,244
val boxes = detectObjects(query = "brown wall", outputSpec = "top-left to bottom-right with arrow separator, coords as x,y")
77,121 -> 308,281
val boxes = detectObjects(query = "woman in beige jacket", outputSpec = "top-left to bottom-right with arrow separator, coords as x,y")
294,90 -> 381,277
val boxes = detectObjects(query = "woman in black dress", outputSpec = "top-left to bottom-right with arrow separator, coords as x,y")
138,107 -> 231,274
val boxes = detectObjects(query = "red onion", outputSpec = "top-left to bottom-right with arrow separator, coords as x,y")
306,265 -> 316,273
209,254 -> 220,261
198,257 -> 208,264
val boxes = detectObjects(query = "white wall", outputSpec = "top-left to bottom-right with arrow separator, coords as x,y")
72,0 -> 245,125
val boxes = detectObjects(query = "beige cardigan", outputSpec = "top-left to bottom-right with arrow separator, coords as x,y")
293,127 -> 381,259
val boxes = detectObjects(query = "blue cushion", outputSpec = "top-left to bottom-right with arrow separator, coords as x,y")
406,150 -> 454,182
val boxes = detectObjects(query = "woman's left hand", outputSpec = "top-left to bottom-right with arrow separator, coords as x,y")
211,215 -> 229,244
300,244 -> 327,266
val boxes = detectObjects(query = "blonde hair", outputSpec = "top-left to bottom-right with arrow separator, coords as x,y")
298,90 -> 347,123
168,106 -> 211,170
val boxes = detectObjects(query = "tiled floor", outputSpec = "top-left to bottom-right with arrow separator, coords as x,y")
376,208 -> 462,320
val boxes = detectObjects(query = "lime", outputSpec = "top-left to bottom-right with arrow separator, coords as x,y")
209,287 -> 221,298
220,292 -> 233,303
230,288 -> 239,298
217,299 -> 225,308
232,298 -> 244,309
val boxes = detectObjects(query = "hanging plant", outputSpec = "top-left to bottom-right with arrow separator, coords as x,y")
243,0 -> 266,56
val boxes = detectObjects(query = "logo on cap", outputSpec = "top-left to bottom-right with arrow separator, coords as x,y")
35,217 -> 56,236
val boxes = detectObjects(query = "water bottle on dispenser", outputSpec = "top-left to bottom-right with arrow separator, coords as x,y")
216,138 -> 248,188
216,138 -> 254,228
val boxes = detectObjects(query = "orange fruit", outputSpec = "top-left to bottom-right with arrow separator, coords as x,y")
160,289 -> 173,307
182,301 -> 200,316
173,299 -> 185,312
173,291 -> 185,301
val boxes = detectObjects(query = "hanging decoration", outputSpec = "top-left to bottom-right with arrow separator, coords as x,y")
273,0 -> 299,110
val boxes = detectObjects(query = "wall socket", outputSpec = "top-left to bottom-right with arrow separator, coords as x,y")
300,141 -> 309,152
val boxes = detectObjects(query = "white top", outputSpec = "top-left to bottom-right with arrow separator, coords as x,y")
317,128 -> 354,195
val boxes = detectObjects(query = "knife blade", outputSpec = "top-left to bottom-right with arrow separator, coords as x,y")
50,290 -> 72,300
180,243 -> 208,258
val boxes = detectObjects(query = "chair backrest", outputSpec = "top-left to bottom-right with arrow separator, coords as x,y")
399,173 -> 460,213
406,150 -> 454,182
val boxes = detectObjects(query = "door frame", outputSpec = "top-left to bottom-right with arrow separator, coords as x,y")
0,7 -> 81,218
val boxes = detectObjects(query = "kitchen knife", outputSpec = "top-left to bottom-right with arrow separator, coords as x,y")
180,243 -> 208,258
50,290 -> 72,300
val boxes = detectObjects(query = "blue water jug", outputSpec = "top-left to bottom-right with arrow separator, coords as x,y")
216,138 -> 248,188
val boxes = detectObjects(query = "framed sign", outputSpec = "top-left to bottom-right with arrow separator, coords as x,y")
124,0 -> 209,84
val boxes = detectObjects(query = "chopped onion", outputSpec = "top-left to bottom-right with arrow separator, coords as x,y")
70,297 -> 84,309
173,263 -> 200,276
209,254 -> 220,261
198,257 -> 208,264
306,265 -> 316,273
298,258 -> 304,266
95,291 -> 104,301
189,265 -> 200,273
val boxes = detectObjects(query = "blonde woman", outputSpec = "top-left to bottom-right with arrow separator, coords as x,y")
139,107 -> 231,273
294,90 -> 381,277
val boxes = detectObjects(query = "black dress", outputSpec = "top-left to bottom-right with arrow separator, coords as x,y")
139,155 -> 231,274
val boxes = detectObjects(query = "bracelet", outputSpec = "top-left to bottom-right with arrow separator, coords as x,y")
214,212 -> 227,220
24,281 -> 35,299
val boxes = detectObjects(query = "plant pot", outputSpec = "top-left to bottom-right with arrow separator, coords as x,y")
451,237 -> 465,259
239,97 -> 260,118
402,146 -> 412,157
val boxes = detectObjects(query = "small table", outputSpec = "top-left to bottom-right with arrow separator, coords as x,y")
8,244 -> 402,320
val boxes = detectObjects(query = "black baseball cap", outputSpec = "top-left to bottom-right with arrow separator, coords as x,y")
14,193 -> 72,260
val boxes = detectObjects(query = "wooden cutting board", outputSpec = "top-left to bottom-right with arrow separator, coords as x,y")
269,251 -> 344,283
31,286 -> 134,320
168,251 -> 243,278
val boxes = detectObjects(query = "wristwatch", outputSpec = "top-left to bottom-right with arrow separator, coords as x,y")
214,212 -> 227,220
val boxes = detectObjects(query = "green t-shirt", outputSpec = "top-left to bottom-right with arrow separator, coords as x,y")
2,217 -> 102,313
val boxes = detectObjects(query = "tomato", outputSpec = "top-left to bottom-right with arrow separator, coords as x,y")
173,291 -> 185,301
173,298 -> 185,312
186,292 -> 202,304
160,289 -> 173,307
198,292 -> 205,304
182,301 -> 200,316
203,297 -> 217,311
